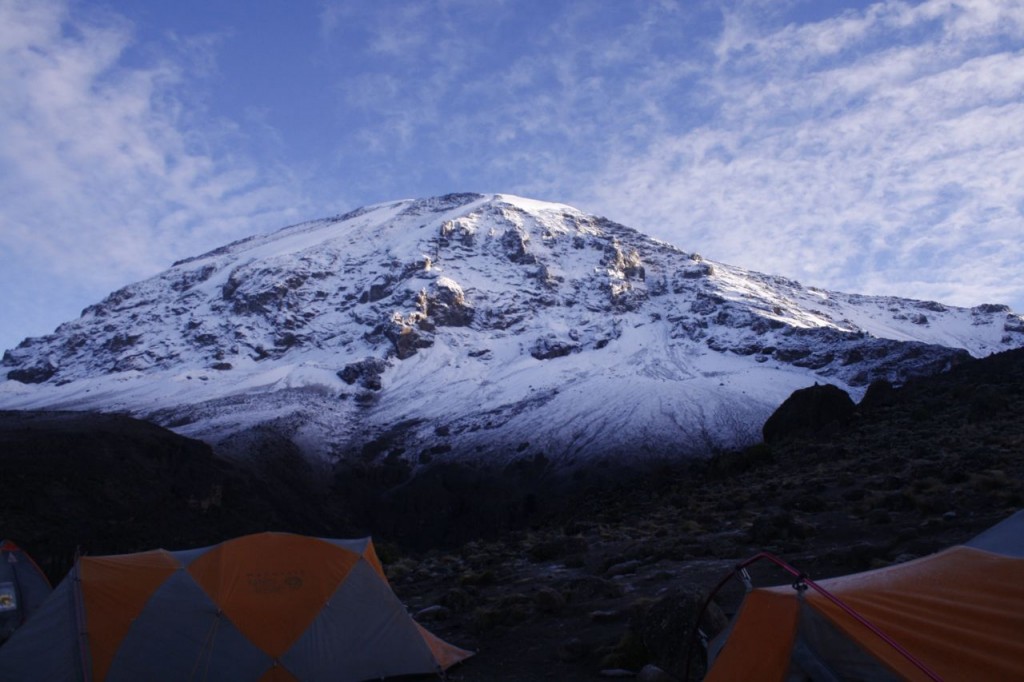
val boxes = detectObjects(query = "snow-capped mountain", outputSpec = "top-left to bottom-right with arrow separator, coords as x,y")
2,193 -> 1022,467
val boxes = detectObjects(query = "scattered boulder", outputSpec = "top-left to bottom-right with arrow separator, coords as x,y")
605,560 -> 641,577
414,605 -> 450,621
440,588 -> 474,613
591,609 -> 627,623
557,637 -> 589,662
531,336 -> 579,360
749,508 -> 813,545
762,383 -> 856,443
338,357 -> 388,391
637,664 -> 676,682
859,379 -> 897,410
613,588 -> 727,681
534,587 -> 567,614
967,384 -> 1009,423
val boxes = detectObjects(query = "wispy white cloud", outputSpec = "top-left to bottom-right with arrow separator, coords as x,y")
5,0 -> 1021,354
584,0 -> 1024,309
0,0 -> 307,348
315,0 -> 710,201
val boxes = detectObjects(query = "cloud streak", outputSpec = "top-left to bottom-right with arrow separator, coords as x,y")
584,0 -> 1024,309
0,0 -> 306,348
2,0 -> 1022,352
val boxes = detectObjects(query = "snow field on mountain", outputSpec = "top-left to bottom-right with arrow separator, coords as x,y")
2,193 -> 1021,465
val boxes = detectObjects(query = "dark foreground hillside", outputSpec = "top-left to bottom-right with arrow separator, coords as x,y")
0,411 -> 355,579
1,348 -> 1021,679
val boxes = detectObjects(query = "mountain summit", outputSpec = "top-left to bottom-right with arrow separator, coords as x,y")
3,193 -> 1022,466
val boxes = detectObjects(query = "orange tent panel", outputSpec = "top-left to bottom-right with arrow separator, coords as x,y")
0,533 -> 473,681
705,512 -> 1024,681
80,550 -> 180,681
806,546 -> 1024,680
704,589 -> 799,682
187,533 -> 360,657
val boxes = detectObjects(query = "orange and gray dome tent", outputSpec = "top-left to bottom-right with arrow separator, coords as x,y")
701,510 -> 1024,681
0,532 -> 472,681
0,539 -> 53,644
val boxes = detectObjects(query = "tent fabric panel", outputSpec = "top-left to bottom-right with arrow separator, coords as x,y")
9,545 -> 53,616
964,509 -> 1024,557
361,541 -> 387,582
788,601 -> 902,681
807,546 -> 1024,680
318,538 -> 389,581
0,575 -> 86,681
0,541 -> 53,642
80,550 -> 181,681
258,665 -> 302,681
104,568 -> 272,682
0,541 -> 53,624
704,589 -> 800,682
168,542 -> 221,568
187,532 -> 360,657
281,559 -> 441,682
414,623 -> 475,671
320,537 -> 372,555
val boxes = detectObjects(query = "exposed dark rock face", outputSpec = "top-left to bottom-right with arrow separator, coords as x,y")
500,227 -> 537,264
859,379 -> 897,410
6,362 -> 56,384
338,357 -> 388,391
762,383 -> 856,443
531,336 -> 579,360
421,279 -> 475,327
379,315 -> 435,359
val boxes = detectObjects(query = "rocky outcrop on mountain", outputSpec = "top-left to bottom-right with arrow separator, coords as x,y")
1,193 -> 1022,467
338,358 -> 388,391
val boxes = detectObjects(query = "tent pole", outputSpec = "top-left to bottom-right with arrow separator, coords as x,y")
70,561 -> 93,682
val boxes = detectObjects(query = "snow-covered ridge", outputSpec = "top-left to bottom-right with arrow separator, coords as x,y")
2,193 -> 1022,465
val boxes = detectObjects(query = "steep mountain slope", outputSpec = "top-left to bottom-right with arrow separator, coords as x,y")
2,193 -> 1021,466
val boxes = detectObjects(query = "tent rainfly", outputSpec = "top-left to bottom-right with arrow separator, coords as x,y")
0,539 -> 53,644
0,532 -> 472,681
703,510 -> 1024,681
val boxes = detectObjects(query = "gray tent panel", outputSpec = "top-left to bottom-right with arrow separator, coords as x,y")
965,510 -> 1024,557
0,576 -> 85,681
105,568 -> 272,682
0,540 -> 52,642
282,560 -> 439,682
320,537 -> 373,555
786,602 -> 901,682
167,543 -> 221,569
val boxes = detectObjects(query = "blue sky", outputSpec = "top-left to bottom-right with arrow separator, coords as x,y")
2,0 -> 1023,353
